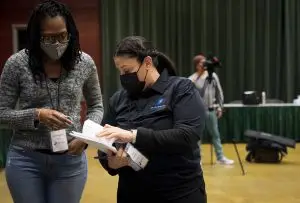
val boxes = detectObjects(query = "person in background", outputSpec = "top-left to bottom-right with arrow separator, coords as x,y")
189,54 -> 234,165
97,36 -> 207,203
0,1 -> 103,202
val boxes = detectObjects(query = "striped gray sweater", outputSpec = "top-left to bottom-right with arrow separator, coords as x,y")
0,49 -> 104,150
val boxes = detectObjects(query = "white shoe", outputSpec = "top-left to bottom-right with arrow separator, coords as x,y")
217,157 -> 234,165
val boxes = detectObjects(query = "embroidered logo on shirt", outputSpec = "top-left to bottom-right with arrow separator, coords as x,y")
150,97 -> 167,110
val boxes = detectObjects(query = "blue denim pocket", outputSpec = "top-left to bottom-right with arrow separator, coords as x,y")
49,152 -> 87,178
6,145 -> 33,167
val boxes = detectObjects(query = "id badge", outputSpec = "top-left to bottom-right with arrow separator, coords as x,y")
50,129 -> 69,152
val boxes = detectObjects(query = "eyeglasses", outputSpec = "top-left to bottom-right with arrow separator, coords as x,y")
41,32 -> 70,44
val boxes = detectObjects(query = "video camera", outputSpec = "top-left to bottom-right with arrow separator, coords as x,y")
203,54 -> 222,83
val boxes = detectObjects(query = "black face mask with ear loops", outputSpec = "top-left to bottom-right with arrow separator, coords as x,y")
120,65 -> 148,97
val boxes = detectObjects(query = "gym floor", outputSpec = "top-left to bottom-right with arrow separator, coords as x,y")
1,144 -> 299,203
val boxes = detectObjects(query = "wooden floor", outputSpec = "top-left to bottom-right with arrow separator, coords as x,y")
1,144 -> 300,203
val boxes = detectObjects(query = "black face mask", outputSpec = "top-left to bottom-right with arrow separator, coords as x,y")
120,65 -> 148,97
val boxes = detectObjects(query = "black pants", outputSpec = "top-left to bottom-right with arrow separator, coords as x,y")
118,187 -> 207,203
117,171 -> 206,203
171,188 -> 207,203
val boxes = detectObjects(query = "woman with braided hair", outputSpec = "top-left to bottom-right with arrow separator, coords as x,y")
98,36 -> 207,203
0,1 -> 103,202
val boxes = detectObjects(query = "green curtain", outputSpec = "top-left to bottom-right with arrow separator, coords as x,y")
100,0 -> 300,107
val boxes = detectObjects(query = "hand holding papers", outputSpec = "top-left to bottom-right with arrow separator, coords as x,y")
71,120 -> 149,171
98,124 -> 135,143
70,120 -> 117,153
98,124 -> 149,171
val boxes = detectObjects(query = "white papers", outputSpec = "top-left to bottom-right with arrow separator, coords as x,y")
70,120 -> 149,171
82,120 -> 103,139
70,119 -> 117,153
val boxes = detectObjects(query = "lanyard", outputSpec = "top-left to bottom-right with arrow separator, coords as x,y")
45,68 -> 62,111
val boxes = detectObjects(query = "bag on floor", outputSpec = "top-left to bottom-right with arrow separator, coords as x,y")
245,138 -> 287,163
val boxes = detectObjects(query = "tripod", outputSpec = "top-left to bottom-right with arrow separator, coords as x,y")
201,72 -> 246,175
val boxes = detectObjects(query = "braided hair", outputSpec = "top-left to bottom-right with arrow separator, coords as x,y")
26,0 -> 81,79
114,36 -> 176,76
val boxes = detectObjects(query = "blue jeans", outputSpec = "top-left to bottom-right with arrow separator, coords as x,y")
199,111 -> 224,160
5,145 -> 87,203
206,111 -> 224,160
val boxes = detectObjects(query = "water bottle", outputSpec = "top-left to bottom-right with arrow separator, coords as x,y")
261,91 -> 266,104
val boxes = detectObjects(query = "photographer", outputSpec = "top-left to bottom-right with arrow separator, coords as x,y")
189,54 -> 234,165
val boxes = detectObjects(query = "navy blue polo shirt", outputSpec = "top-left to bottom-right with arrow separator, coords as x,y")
100,69 -> 207,202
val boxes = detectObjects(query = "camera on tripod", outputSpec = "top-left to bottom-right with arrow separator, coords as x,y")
203,55 -> 222,83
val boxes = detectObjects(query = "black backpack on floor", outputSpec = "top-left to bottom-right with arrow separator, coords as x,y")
245,138 -> 287,163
